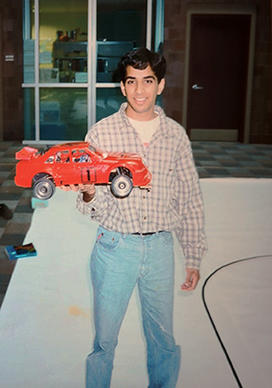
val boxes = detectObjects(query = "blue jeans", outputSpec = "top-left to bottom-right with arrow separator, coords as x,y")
86,226 -> 181,388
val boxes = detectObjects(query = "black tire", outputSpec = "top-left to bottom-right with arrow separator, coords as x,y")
110,174 -> 133,198
33,177 -> 55,200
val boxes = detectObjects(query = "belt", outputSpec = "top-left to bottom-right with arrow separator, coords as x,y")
132,231 -> 163,236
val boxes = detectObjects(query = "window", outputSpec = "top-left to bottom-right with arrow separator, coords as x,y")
39,0 -> 88,84
97,0 -> 146,83
40,88 -> 87,140
72,150 -> 91,163
22,0 -> 163,142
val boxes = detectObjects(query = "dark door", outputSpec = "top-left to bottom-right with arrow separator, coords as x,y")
187,14 -> 251,142
0,12 -> 3,139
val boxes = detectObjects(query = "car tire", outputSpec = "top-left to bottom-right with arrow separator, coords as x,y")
33,177 -> 55,200
111,174 -> 133,198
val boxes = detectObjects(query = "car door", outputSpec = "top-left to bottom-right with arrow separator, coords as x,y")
81,165 -> 96,184
71,149 -> 97,184
53,150 -> 74,184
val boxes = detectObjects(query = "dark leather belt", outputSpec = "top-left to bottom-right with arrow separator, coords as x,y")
132,231 -> 163,236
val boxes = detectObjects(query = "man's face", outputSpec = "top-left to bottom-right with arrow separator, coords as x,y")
120,65 -> 165,121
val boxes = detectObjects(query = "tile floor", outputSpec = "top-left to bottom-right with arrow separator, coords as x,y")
0,140 -> 272,307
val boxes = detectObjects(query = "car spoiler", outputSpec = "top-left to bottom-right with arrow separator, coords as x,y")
16,147 -> 39,160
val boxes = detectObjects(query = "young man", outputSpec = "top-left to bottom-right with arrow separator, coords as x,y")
67,48 -> 207,387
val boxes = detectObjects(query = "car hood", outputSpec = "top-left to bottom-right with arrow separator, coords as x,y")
16,147 -> 39,160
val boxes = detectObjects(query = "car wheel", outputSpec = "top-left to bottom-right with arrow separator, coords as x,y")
111,174 -> 133,198
33,177 -> 55,200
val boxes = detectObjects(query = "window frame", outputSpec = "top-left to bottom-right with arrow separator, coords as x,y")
22,0 -> 158,144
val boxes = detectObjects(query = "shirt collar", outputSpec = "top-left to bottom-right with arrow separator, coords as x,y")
119,102 -> 171,138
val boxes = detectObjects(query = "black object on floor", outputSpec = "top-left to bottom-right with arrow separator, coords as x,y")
0,204 -> 13,220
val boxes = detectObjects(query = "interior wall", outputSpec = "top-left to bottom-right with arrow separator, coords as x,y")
0,0 -> 23,140
163,0 -> 272,144
0,1 -> 271,143
0,14 -> 4,140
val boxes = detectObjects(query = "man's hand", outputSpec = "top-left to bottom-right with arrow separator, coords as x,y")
59,184 -> 95,202
181,268 -> 200,291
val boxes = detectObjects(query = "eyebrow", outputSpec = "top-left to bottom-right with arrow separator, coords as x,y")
124,75 -> 156,81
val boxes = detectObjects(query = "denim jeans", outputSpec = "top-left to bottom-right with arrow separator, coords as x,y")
86,226 -> 181,388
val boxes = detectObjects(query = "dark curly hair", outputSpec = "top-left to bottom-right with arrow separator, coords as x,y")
113,47 -> 166,83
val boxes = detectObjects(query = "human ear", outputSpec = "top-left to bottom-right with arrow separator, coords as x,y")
120,81 -> 127,97
157,78 -> 165,95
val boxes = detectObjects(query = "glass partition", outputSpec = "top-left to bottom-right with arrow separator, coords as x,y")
23,0 -> 35,83
40,88 -> 87,140
23,89 -> 35,140
97,0 -> 147,83
22,0 -> 160,142
96,88 -> 126,122
39,0 -> 88,83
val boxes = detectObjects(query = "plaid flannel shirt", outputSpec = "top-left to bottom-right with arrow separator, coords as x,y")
77,103 -> 207,269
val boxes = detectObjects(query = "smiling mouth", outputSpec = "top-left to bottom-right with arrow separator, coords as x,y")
134,97 -> 146,103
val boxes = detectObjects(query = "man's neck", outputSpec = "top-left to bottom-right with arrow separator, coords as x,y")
125,107 -> 156,122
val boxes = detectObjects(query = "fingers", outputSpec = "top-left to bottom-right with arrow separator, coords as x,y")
59,184 -> 80,192
59,184 -> 95,193
80,184 -> 95,195
181,268 -> 200,291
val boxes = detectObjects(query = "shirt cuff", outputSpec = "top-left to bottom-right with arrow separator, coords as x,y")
185,256 -> 201,270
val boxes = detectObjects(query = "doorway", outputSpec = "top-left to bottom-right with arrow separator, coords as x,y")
183,9 -> 256,142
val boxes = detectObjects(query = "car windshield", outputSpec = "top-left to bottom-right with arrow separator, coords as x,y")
88,144 -> 108,159
88,144 -> 97,153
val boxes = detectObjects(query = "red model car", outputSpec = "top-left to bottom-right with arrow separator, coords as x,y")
15,142 -> 151,200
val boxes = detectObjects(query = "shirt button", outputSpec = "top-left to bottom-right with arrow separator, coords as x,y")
143,216 -> 147,220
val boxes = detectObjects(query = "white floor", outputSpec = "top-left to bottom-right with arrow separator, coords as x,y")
0,178 -> 272,388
